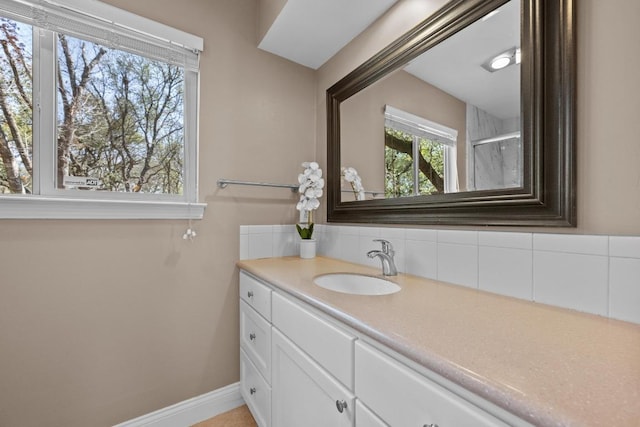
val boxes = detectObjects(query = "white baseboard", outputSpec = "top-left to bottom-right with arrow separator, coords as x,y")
113,382 -> 245,427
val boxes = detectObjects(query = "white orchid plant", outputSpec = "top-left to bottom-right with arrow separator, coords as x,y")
342,166 -> 365,201
296,161 -> 324,239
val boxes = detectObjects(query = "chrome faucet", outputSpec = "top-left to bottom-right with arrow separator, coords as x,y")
367,239 -> 398,276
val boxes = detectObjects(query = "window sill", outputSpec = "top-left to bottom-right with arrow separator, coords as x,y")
0,196 -> 206,219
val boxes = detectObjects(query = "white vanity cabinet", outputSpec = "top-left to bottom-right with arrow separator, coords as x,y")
239,272 -> 272,427
239,271 -> 357,427
271,292 -> 356,427
239,350 -> 270,427
240,300 -> 271,381
271,328 -> 355,426
239,269 -> 527,427
355,400 -> 388,427
356,341 -> 511,427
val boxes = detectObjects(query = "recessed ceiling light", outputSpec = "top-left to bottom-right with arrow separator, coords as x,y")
482,47 -> 521,72
491,56 -> 511,70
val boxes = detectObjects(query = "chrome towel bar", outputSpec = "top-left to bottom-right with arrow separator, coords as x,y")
217,178 -> 298,192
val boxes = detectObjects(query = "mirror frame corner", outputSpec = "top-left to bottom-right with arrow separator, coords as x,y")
326,0 -> 576,227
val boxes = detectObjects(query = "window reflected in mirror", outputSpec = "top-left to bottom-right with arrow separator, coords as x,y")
384,106 -> 458,198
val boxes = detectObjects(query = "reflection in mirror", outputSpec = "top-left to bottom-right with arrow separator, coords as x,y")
327,0 -> 575,226
384,106 -> 459,197
471,130 -> 521,190
339,0 -> 521,202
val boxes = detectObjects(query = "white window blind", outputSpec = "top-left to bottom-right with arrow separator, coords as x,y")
384,105 -> 458,147
0,0 -> 201,70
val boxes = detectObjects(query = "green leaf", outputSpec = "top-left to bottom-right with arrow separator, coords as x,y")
296,223 -> 314,239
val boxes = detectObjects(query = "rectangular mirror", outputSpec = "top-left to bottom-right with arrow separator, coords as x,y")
327,0 -> 576,226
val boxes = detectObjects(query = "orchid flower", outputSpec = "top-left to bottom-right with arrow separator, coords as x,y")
341,167 -> 365,201
296,161 -> 324,239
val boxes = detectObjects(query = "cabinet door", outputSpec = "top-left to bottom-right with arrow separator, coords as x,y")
241,348 -> 271,427
240,271 -> 272,320
272,328 -> 354,427
240,300 -> 271,382
355,400 -> 388,427
356,341 -> 510,427
272,292 -> 355,389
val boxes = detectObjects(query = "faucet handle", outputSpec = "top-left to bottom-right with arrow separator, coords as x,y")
373,239 -> 393,255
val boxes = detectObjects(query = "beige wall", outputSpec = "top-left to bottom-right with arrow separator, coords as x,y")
0,1 -> 315,426
316,0 -> 640,235
574,0 -> 640,234
341,70 -> 466,198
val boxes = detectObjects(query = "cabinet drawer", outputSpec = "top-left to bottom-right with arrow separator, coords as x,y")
355,400 -> 388,427
240,271 -> 272,320
272,328 -> 354,427
355,341 -> 509,427
272,292 -> 355,389
240,300 -> 271,382
241,348 -> 271,427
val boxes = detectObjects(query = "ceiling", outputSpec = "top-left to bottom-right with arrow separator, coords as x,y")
259,0 -> 521,120
258,0 -> 398,70
404,0 -> 520,119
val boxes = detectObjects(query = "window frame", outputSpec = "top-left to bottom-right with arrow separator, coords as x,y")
384,105 -> 459,196
0,0 -> 205,219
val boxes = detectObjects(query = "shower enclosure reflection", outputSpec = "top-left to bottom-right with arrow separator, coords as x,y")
467,104 -> 522,191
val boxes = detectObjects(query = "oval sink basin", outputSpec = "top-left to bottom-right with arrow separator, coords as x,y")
313,273 -> 400,296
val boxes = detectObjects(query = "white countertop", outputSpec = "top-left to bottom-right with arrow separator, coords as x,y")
238,256 -> 640,427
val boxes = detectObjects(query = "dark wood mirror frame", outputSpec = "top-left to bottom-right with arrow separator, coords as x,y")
327,0 -> 575,226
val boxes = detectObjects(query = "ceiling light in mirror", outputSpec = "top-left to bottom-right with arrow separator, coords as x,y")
491,55 -> 511,70
483,47 -> 521,72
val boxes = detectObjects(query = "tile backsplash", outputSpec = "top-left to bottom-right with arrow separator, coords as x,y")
239,224 -> 640,325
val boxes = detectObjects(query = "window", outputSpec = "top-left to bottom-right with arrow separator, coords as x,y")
384,105 -> 458,198
0,0 -> 204,218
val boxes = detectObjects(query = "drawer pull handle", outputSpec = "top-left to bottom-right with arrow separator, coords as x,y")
250,387 -> 256,395
423,424 -> 439,427
335,400 -> 347,413
249,332 -> 256,341
247,291 -> 254,298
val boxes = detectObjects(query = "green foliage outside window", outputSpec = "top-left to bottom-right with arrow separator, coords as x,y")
0,17 -> 185,195
384,127 -> 445,198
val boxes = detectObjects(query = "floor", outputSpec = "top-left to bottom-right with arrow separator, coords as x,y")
192,405 -> 257,427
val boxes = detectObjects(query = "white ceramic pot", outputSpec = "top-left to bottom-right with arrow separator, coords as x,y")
299,238 -> 316,259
